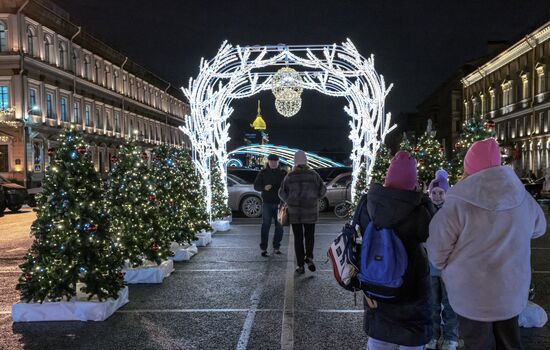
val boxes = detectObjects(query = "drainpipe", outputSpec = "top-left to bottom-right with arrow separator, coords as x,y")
70,26 -> 81,95
164,83 -> 170,145
525,35 -> 538,173
120,57 -> 128,136
17,0 -> 30,188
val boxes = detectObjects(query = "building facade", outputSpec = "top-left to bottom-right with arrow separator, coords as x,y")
0,0 -> 189,187
462,21 -> 550,177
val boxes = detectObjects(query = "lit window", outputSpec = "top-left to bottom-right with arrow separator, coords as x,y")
0,21 -> 7,52
0,86 -> 8,111
61,97 -> 67,122
46,93 -> 53,118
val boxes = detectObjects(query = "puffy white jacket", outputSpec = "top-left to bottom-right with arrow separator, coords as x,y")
427,166 -> 546,322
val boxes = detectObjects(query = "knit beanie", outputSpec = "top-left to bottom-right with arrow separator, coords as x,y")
464,138 -> 501,175
294,150 -> 307,166
384,151 -> 417,191
428,169 -> 449,193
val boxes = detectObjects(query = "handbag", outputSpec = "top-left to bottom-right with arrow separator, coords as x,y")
277,203 -> 289,226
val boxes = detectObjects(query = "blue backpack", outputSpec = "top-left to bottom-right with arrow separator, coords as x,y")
357,220 -> 408,301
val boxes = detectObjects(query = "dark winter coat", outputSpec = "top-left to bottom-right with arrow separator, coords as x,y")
253,166 -> 287,204
357,183 -> 433,346
278,167 -> 327,224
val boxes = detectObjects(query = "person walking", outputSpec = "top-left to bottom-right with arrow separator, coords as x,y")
425,170 -> 459,350
278,151 -> 326,274
355,151 -> 433,349
254,154 -> 287,257
427,138 -> 546,350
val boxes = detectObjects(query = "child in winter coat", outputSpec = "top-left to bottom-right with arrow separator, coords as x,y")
426,170 -> 459,350
357,151 -> 433,349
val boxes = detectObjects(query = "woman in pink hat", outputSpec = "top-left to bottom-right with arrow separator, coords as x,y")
427,138 -> 546,349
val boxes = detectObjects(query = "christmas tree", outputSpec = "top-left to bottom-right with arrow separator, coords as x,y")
414,132 -> 446,185
108,139 -> 172,267
17,128 -> 124,303
211,165 -> 231,220
174,149 -> 211,237
370,144 -> 392,184
449,116 -> 496,184
399,133 -> 414,153
352,162 -> 367,207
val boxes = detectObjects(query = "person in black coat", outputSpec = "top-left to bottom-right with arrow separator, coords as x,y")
356,151 -> 433,349
253,154 -> 287,256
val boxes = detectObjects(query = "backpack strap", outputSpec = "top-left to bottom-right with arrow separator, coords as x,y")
351,194 -> 368,229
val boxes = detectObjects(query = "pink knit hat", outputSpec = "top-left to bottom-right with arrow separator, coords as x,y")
464,138 -> 501,175
384,151 -> 417,191
294,150 -> 307,166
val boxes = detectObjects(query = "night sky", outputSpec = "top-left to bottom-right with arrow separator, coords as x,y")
54,0 -> 550,162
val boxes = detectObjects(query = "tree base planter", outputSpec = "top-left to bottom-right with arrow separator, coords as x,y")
122,259 -> 174,284
192,232 -> 212,247
169,242 -> 198,262
12,286 -> 129,322
222,215 -> 232,223
211,220 -> 230,232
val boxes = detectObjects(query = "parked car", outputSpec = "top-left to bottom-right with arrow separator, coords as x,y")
521,177 -> 545,199
227,174 -> 263,218
0,175 -> 29,213
227,167 -> 261,184
313,166 -> 352,183
319,172 -> 352,211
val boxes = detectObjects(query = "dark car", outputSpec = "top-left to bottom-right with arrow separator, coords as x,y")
227,167 -> 260,184
0,175 -> 29,213
521,177 -> 544,199
313,166 -> 352,183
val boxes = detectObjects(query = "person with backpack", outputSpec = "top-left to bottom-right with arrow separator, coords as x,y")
254,154 -> 287,257
425,170 -> 459,350
427,138 -> 546,350
355,151 -> 433,349
278,151 -> 326,274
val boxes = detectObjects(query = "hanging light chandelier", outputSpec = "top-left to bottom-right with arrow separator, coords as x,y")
271,67 -> 303,118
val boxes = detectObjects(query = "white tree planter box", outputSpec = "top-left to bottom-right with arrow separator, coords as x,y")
122,259 -> 174,284
169,242 -> 198,262
222,215 -> 232,223
211,220 -> 231,232
12,286 -> 129,322
192,232 -> 212,247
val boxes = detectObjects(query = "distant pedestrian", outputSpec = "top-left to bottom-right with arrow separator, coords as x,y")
278,151 -> 326,274
427,138 -> 546,350
425,169 -> 459,350
254,154 -> 287,257
355,151 -> 433,349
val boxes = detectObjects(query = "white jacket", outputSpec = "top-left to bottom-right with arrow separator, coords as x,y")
427,166 -> 546,322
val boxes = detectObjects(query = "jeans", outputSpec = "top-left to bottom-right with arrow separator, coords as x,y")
366,337 -> 425,350
458,315 -> 522,350
291,223 -> 315,267
260,203 -> 283,251
430,276 -> 459,342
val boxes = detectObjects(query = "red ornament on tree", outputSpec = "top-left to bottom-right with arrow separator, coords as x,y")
155,154 -> 162,160
141,152 -> 149,160
148,194 -> 156,201
117,271 -> 125,279
77,146 -> 87,154
25,273 -> 33,281
110,155 -> 118,162
47,148 -> 55,157
414,147 -> 420,152
151,243 -> 160,253
87,223 -> 97,233
485,120 -> 496,129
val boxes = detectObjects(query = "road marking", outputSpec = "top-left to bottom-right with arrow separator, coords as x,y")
173,269 -> 250,272
315,309 -> 364,313
281,226 -> 295,350
236,281 -> 265,350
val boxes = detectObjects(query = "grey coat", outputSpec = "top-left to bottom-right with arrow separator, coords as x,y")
278,168 -> 327,224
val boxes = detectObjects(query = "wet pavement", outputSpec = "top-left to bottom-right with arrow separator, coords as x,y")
0,209 -> 549,350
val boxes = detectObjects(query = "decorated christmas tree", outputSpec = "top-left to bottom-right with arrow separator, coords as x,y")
211,165 -> 231,220
352,162 -> 367,207
108,139 -> 172,267
17,128 -> 124,303
174,149 -> 211,237
414,132 -> 446,185
370,144 -> 392,184
399,133 -> 414,153
449,116 -> 496,184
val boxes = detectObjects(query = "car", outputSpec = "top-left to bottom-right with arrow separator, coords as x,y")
227,167 -> 261,184
227,174 -> 263,218
313,166 -> 352,183
0,175 -> 29,213
319,172 -> 352,211
521,177 -> 544,199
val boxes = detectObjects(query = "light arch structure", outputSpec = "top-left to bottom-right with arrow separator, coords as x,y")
180,40 -> 395,216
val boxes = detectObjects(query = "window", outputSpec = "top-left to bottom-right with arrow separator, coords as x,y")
0,21 -> 7,52
44,34 -> 52,62
0,145 -> 8,172
0,86 -> 8,111
58,43 -> 66,68
104,66 -> 110,87
95,62 -> 101,83
60,97 -> 67,122
73,101 -> 81,124
46,93 -> 53,118
113,70 -> 119,91
84,56 -> 91,79
114,111 -> 120,133
85,104 -> 91,126
105,111 -> 111,131
26,26 -> 35,56
95,108 -> 102,129
28,88 -> 38,113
